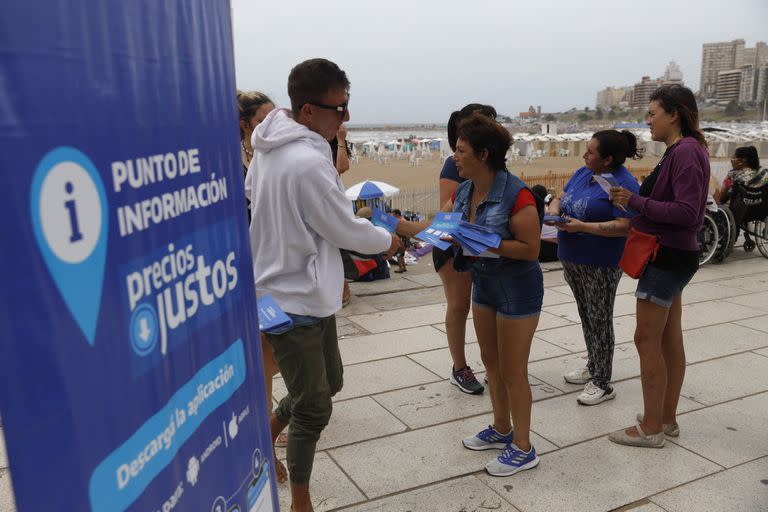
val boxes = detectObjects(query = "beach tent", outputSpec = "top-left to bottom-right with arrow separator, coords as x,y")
345,180 -> 400,200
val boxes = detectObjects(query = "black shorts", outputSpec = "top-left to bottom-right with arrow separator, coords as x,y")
432,246 -> 453,272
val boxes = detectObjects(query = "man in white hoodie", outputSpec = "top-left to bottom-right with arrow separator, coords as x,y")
245,58 -> 400,511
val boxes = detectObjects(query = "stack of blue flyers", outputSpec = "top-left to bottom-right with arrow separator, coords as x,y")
257,294 -> 292,332
415,213 -> 502,255
370,207 -> 399,233
453,220 -> 502,256
415,212 -> 461,250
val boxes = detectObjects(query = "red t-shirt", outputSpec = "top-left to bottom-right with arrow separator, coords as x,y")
451,188 -> 536,216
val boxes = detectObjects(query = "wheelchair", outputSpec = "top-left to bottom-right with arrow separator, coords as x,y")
731,181 -> 768,258
700,181 -> 768,264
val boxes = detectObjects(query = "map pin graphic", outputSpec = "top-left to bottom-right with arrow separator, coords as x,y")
30,147 -> 108,346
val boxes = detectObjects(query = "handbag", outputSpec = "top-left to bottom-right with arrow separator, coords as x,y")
619,227 -> 660,279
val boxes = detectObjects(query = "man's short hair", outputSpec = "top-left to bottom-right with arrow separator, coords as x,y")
288,58 -> 350,117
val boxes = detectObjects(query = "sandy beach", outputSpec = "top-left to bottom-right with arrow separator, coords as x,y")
341,154 -> 657,191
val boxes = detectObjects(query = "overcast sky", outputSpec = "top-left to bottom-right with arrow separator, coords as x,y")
231,0 -> 767,124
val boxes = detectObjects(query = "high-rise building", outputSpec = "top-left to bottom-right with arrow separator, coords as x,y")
631,76 -> 660,108
596,86 -> 627,109
740,65 -> 757,103
661,61 -> 684,85
716,69 -> 742,102
756,66 -> 768,103
700,39 -> 745,98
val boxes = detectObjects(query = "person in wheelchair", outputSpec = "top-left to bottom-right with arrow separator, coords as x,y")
714,146 -> 768,204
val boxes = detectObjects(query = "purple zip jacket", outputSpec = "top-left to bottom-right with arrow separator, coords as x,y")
628,137 -> 710,252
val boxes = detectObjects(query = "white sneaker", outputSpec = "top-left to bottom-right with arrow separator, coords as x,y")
577,381 -> 616,406
563,366 -> 592,385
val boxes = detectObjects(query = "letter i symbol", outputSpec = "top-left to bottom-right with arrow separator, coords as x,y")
64,181 -> 83,243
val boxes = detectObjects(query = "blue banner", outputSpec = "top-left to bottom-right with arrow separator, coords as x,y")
0,2 -> 277,511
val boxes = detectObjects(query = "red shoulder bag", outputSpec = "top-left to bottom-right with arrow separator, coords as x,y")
619,227 -> 660,279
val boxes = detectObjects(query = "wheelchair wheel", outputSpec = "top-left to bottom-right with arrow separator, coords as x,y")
720,204 -> 738,257
698,213 -> 719,265
712,207 -> 732,263
751,219 -> 768,258
743,237 -> 755,252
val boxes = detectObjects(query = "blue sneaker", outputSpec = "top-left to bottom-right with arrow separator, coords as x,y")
485,443 -> 540,477
462,425 -> 514,451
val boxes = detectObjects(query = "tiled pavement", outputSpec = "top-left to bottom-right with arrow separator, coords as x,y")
281,248 -> 768,512
1,250 -> 766,511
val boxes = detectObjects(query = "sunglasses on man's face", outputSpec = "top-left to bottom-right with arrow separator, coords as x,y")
310,96 -> 349,117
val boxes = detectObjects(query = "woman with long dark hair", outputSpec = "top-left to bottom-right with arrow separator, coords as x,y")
608,85 -> 710,447
434,103 -> 497,396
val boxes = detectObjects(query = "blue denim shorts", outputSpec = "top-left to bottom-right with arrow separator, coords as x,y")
636,263 -> 697,308
471,260 -> 543,319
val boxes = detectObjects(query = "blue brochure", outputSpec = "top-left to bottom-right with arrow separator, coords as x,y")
370,207 -> 399,233
257,295 -> 293,332
459,220 -> 496,234
415,212 -> 462,251
456,224 -> 502,248
452,232 -> 487,256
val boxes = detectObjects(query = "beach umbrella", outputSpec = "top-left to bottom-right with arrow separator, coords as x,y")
345,180 -> 400,200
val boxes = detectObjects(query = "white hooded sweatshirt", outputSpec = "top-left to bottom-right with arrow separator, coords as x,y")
245,108 -> 391,317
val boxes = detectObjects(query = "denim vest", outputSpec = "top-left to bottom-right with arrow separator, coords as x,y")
452,169 -> 539,273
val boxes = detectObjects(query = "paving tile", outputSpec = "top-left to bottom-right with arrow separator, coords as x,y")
670,392 -> 768,468
407,338 -> 569,380
401,272 -> 443,288
529,378 -> 701,447
680,300 -> 764,330
535,315 -> 637,352
339,325 -> 448,365
276,452 -> 365,512
681,352 -> 768,406
373,379 -> 493,429
363,286 -> 448,311
616,503 -> 666,512
755,347 -> 768,358
342,475 -> 518,511
0,469 -> 16,512
408,342 -> 485,379
536,310 -> 574,331
543,294 -> 636,323
527,342 -> 640,393
542,288 -> 575,307
374,375 -> 562,430
539,261 -> 563,271
681,281 -> 757,305
271,357 -> 440,403
713,271 -> 768,292
349,275 -> 424,296
542,270 -> 567,288
316,397 -> 407,451
337,316 -> 369,338
478,437 -> 720,512
735,314 -> 768,333
349,303 -> 448,333
724,290 -> 768,312
682,322 -> 768,363
336,298 -> 378,318
688,264 -> 734,283
550,284 -> 574,297
651,456 -> 768,512
329,417 -> 557,498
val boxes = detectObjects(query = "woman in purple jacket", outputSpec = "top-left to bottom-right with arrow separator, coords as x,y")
608,85 -> 710,448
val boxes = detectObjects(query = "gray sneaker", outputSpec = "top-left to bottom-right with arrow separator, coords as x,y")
450,366 -> 485,395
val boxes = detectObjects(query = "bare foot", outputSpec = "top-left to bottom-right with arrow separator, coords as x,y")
275,432 -> 288,447
274,456 -> 288,484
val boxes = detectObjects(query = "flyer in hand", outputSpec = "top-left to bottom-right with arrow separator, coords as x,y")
415,212 -> 460,250
370,207 -> 399,233
257,294 -> 293,332
416,213 -> 501,255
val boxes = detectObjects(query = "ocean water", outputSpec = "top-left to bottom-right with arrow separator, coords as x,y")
347,128 -> 446,144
